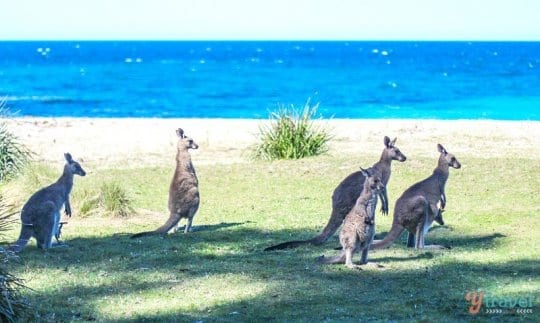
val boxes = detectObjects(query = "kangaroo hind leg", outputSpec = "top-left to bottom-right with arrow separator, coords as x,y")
344,247 -> 360,269
417,201 -> 446,249
35,210 -> 56,249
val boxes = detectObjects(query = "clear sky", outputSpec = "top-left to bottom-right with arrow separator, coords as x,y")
0,0 -> 539,41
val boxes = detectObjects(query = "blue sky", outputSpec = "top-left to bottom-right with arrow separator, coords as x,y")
0,0 -> 539,40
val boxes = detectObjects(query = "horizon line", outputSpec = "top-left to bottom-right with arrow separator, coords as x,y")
1,39 -> 539,42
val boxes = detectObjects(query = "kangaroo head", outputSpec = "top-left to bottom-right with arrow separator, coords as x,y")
383,136 -> 407,162
437,144 -> 461,169
360,167 -> 385,193
64,153 -> 86,176
176,128 -> 199,150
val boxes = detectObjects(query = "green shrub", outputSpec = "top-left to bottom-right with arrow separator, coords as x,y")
254,100 -> 332,160
79,182 -> 135,217
0,195 -> 32,322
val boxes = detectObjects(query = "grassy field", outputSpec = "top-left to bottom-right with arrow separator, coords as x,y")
1,150 -> 539,321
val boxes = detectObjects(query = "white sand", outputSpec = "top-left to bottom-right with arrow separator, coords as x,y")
4,117 -> 540,168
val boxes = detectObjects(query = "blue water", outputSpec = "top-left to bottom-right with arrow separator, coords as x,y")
0,41 -> 539,120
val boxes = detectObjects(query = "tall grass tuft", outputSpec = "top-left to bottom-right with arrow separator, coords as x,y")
254,100 -> 332,160
79,182 -> 135,217
0,195 -> 32,322
0,102 -> 31,182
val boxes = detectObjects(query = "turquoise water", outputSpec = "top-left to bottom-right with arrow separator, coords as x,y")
0,41 -> 539,119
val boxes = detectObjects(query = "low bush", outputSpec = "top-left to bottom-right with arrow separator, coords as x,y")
254,100 -> 332,160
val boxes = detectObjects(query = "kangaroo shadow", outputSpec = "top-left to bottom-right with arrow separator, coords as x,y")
6,224 -> 536,322
373,252 -> 435,263
373,230 -> 506,250
180,221 -> 250,232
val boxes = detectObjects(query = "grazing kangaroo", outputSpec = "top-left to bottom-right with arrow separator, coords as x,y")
318,167 -> 384,269
264,136 -> 406,251
9,153 -> 86,252
371,144 -> 461,250
131,128 -> 200,238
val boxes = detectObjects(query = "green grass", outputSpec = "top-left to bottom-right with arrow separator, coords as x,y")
1,153 -> 539,321
254,101 -> 332,160
79,182 -> 136,218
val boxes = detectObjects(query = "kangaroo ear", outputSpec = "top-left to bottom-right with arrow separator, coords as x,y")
437,144 -> 447,154
64,153 -> 73,163
176,128 -> 185,138
384,136 -> 391,148
390,137 -> 397,147
359,167 -> 369,176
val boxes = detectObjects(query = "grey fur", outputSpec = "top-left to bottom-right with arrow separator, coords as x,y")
9,153 -> 86,252
131,128 -> 200,238
371,144 -> 461,250
318,167 -> 384,269
264,136 -> 406,251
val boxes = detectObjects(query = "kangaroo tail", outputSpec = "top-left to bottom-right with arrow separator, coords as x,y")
370,223 -> 405,250
317,251 -> 346,264
309,209 -> 344,245
130,213 -> 180,239
264,209 -> 345,251
264,240 -> 311,251
9,224 -> 33,253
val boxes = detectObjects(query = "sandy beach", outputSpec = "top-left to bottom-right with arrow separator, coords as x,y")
4,117 -> 540,168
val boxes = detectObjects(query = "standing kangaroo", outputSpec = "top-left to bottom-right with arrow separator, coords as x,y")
264,136 -> 406,251
371,144 -> 461,250
318,167 -> 384,269
9,153 -> 86,252
131,128 -> 200,238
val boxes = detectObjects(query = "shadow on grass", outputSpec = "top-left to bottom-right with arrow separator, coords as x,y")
372,229 -> 506,250
6,224 -> 536,322
181,221 -> 250,232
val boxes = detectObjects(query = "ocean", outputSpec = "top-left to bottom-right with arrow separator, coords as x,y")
0,41 -> 539,120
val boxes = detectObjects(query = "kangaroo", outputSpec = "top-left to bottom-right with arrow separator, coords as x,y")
9,153 -> 86,252
318,167 -> 385,269
371,144 -> 461,250
131,128 -> 200,238
264,136 -> 406,251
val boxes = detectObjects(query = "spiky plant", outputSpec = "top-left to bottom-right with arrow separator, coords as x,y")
0,195 -> 32,322
254,100 -> 332,160
0,102 -> 31,182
